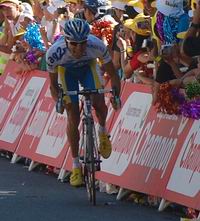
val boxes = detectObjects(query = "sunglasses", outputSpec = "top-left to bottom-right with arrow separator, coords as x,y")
67,40 -> 87,46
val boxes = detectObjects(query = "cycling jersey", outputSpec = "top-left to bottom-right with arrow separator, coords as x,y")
46,34 -> 111,104
46,34 -> 111,73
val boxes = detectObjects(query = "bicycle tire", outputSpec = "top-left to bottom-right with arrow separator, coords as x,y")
84,117 -> 96,205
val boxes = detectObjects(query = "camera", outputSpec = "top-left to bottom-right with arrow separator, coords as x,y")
119,26 -> 125,38
97,5 -> 111,15
57,7 -> 67,15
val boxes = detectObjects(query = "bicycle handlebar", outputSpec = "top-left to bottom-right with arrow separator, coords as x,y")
56,85 -> 121,113
63,88 -> 114,96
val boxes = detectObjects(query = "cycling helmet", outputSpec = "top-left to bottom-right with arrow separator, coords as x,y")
64,18 -> 90,42
84,0 -> 110,14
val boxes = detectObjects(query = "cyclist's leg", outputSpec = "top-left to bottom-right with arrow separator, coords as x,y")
79,60 -> 112,159
59,66 -> 83,186
66,104 -> 83,187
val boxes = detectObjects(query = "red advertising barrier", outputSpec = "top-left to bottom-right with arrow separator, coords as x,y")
0,61 -> 27,131
1,63 -> 200,211
97,83 -> 200,210
165,119 -> 200,209
14,76 -> 70,168
0,69 -> 48,152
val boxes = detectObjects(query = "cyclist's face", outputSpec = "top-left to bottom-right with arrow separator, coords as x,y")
67,40 -> 87,59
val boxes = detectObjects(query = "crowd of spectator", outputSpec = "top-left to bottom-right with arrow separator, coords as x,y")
1,0 -> 200,116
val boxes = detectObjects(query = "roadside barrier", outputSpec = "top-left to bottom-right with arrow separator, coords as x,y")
0,61 -> 200,214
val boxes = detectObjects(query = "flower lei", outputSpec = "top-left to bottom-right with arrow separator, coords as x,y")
91,20 -> 113,45
155,82 -> 200,119
155,82 -> 181,115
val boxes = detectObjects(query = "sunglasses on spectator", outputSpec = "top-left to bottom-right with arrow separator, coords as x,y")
67,40 -> 87,46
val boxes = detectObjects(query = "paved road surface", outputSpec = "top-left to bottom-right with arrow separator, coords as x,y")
0,156 -> 179,221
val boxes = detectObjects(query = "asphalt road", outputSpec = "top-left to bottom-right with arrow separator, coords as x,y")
0,155 -> 180,221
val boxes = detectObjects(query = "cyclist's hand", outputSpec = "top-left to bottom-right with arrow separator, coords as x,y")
56,99 -> 64,114
55,84 -> 64,114
110,96 -> 121,110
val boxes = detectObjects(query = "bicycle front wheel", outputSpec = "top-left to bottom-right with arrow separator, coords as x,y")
84,118 -> 96,205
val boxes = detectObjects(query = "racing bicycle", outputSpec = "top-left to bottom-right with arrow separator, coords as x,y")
56,86 -> 117,205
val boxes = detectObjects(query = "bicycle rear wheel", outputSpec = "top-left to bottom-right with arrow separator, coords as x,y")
84,118 -> 96,205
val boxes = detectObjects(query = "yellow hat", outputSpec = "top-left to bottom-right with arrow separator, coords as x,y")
127,0 -> 143,9
123,13 -> 151,36
15,27 -> 26,37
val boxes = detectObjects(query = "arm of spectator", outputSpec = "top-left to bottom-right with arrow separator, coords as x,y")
50,20 -> 60,43
31,0 -> 43,21
40,26 -> 51,49
168,69 -> 196,88
104,61 -> 121,96
168,62 -> 183,79
0,19 -> 14,53
112,51 -> 121,70
184,3 -> 200,40
162,46 -> 184,79
117,36 -> 133,79
163,56 -> 183,79
0,45 -> 12,54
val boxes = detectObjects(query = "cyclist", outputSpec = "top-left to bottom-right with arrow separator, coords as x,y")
46,18 -> 121,187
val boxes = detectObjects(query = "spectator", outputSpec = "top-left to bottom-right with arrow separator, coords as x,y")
111,0 -> 126,73
0,0 -> 33,53
183,0 -> 200,57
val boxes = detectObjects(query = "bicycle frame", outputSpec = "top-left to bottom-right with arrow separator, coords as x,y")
64,88 -> 113,205
82,95 -> 97,205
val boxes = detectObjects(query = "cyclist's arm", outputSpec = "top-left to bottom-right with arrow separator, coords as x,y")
46,46 -> 60,101
46,38 -> 66,101
103,61 -> 121,96
49,72 -> 59,101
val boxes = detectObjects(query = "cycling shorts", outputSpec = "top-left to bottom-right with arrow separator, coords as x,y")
58,59 -> 103,104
